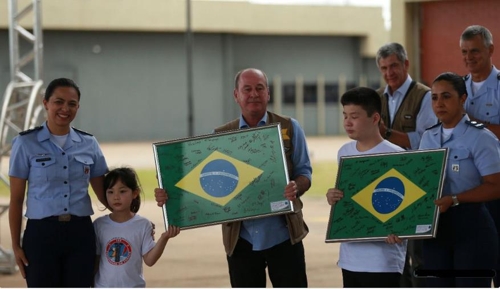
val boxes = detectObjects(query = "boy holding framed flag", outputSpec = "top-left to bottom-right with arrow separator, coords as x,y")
326,87 -> 407,288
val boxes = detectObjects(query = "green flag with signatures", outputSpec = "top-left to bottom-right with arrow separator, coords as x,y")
153,124 -> 292,229
326,149 -> 448,242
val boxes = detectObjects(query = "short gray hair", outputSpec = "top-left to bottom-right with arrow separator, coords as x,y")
460,25 -> 493,47
376,43 -> 408,67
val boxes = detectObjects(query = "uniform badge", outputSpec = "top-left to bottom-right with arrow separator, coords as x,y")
452,164 -> 459,172
84,166 -> 90,175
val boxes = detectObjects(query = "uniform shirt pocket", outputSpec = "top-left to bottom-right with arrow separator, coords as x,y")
448,148 -> 473,176
72,155 -> 95,180
478,98 -> 500,124
29,155 -> 56,182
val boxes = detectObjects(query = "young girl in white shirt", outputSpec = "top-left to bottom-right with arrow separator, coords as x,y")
94,167 -> 180,287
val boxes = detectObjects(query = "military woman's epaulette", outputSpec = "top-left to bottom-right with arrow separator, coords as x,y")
72,127 -> 93,136
465,120 -> 485,129
19,126 -> 43,135
425,122 -> 441,130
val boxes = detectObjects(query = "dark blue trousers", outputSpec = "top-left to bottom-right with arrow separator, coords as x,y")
226,238 -> 307,288
486,200 -> 500,287
423,203 -> 498,287
23,216 -> 96,287
342,269 -> 401,288
400,239 -> 425,287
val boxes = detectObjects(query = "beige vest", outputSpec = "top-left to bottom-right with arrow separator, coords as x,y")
377,81 -> 430,132
214,111 -> 309,256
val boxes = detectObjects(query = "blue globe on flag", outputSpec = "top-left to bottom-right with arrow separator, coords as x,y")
372,177 -> 405,214
200,159 -> 239,198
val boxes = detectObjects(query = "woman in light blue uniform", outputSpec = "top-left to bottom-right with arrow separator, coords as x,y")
8,78 -> 108,287
419,72 -> 500,287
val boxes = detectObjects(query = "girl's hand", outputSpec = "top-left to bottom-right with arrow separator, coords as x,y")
385,234 -> 403,244
162,225 -> 180,240
326,188 -> 344,205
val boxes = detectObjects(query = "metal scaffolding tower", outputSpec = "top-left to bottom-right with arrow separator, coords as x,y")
0,0 -> 45,275
0,0 -> 45,185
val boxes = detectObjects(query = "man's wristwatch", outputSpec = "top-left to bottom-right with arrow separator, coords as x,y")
451,195 -> 460,207
384,128 -> 392,140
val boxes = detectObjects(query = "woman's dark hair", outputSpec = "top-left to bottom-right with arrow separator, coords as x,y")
44,78 -> 81,101
432,72 -> 468,98
103,167 -> 142,213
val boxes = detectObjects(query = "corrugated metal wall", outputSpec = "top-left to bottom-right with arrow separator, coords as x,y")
0,30 -> 381,142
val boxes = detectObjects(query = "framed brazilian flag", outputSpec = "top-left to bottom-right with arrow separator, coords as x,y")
325,148 -> 448,242
153,123 -> 293,230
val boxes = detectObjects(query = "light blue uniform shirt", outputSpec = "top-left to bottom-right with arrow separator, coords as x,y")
383,75 -> 437,150
464,65 -> 500,125
237,112 -> 312,251
9,122 -> 108,219
419,115 -> 500,196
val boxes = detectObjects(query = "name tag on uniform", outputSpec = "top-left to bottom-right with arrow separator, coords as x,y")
452,164 -> 459,172
35,157 -> 51,162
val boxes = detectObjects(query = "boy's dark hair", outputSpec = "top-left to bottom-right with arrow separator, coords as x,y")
103,167 -> 142,213
432,72 -> 468,98
340,87 -> 382,117
44,78 -> 81,101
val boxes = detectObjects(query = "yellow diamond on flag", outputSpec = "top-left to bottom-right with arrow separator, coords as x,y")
175,151 -> 264,206
351,168 -> 426,223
